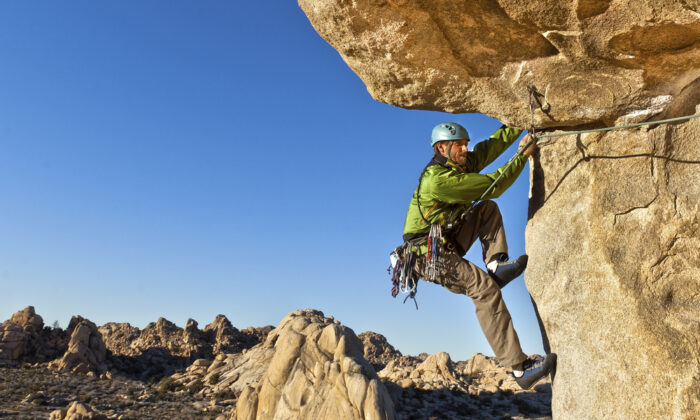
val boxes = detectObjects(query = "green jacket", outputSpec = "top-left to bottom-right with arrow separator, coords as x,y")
403,126 -> 525,240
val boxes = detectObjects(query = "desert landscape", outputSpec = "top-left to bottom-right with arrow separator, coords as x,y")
0,306 -> 552,419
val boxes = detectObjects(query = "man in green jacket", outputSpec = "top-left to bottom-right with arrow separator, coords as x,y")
402,122 -> 555,389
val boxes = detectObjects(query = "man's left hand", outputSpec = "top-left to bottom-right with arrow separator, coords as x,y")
519,133 -> 537,157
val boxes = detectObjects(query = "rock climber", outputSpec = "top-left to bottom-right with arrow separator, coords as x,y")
401,122 -> 555,389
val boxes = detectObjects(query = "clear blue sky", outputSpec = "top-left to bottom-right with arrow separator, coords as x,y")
0,1 -> 544,360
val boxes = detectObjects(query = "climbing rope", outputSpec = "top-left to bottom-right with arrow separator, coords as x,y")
535,113 -> 700,139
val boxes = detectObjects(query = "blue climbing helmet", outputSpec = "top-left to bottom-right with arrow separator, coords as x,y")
430,122 -> 469,147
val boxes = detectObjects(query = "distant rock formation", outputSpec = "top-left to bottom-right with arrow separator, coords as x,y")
49,317 -> 107,374
99,314 -> 267,361
358,331 -> 402,370
0,306 -> 44,363
0,306 -> 67,365
169,310 -> 396,419
299,2 -> 700,418
0,308 -> 271,379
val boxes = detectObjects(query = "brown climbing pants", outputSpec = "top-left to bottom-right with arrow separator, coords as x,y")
416,200 -> 528,368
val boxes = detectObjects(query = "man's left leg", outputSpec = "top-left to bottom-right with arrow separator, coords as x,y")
417,251 -> 528,369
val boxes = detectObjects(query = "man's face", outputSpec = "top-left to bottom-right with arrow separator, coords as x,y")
438,139 -> 469,165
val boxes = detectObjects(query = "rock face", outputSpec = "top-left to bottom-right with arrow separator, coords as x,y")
299,0 -> 699,128
526,109 -> 700,419
299,2 -> 700,419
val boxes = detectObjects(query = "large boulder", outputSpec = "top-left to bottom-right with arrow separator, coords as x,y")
299,2 -> 699,419
49,401 -> 111,420
0,306 -> 45,363
49,317 -> 107,374
225,309 -> 394,420
299,0 -> 699,128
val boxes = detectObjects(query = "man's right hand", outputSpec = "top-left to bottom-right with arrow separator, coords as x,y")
519,133 -> 537,157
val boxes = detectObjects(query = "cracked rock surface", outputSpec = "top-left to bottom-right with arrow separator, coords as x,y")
526,108 -> 700,419
298,0 -> 699,128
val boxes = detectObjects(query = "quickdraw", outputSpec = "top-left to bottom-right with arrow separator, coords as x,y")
425,223 -> 445,281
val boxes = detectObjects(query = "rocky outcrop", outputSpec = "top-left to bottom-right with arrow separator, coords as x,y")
99,315 -> 266,361
0,306 -> 67,365
97,316 -> 270,380
204,314 -> 258,355
232,310 -> 394,420
378,352 -> 552,418
0,308 -> 270,380
299,0 -> 699,128
49,401 -> 111,420
0,306 -> 44,363
130,317 -> 183,355
358,331 -> 402,371
169,310 -> 395,420
299,2 -> 699,419
49,317 -> 107,374
2,307 -> 554,418
97,322 -> 140,356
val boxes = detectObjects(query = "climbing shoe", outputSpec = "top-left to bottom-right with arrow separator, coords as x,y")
487,254 -> 528,288
513,353 -> 557,390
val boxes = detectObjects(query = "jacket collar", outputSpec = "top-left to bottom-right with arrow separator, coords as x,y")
431,153 -> 464,171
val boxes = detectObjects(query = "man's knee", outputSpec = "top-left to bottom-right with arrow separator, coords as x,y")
479,199 -> 499,213
472,275 -> 503,305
